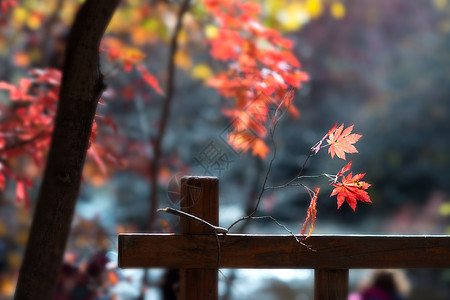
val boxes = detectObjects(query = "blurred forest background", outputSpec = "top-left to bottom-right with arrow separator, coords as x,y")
1,0 -> 450,299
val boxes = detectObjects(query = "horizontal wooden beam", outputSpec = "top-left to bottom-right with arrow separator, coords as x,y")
118,234 -> 450,269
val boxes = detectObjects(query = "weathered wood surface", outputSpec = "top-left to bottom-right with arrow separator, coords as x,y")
119,234 -> 450,269
314,269 -> 348,300
179,176 -> 219,300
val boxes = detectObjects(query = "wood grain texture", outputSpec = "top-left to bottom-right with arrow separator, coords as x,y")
180,176 -> 219,234
119,234 -> 450,269
179,176 -> 219,300
315,269 -> 348,300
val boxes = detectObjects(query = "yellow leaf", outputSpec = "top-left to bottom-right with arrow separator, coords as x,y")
440,202 -> 450,216
265,0 -> 285,14
192,63 -> 213,81
331,2 -> 346,19
279,3 -> 310,32
178,29 -> 189,46
13,7 -> 28,29
306,0 -> 323,19
205,25 -> 219,39
27,13 -> 42,30
174,50 -> 192,70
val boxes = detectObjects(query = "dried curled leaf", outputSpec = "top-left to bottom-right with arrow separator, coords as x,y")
300,187 -> 320,239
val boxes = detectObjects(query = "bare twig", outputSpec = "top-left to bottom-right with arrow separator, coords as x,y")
265,173 -> 335,190
249,215 -> 314,250
227,91 -> 292,231
158,207 -> 228,234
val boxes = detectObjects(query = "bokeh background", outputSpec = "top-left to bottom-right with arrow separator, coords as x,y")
1,0 -> 450,299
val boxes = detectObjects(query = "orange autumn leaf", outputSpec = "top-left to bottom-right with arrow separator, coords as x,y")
300,187 -> 320,239
327,124 -> 361,160
331,172 -> 371,211
227,131 -> 255,153
107,270 -> 120,285
251,138 -> 270,159
137,64 -> 164,95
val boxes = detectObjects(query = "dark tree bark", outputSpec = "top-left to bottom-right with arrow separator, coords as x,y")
14,0 -> 119,299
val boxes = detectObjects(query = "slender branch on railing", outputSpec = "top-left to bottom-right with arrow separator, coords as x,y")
158,207 -> 228,234
248,216 -> 313,250
228,90 -> 310,232
265,173 -> 335,190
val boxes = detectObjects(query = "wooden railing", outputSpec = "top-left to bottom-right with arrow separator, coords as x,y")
118,176 -> 450,300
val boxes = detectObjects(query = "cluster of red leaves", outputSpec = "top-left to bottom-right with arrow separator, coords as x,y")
301,124 -> 371,237
331,159 -> 371,211
0,0 -> 17,13
101,38 -> 164,96
202,0 -> 309,158
0,69 -> 60,209
313,123 -> 370,210
0,69 -> 118,209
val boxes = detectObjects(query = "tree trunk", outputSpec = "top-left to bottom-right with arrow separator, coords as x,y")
14,1 -> 119,299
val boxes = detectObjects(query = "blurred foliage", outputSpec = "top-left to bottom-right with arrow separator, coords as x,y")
2,0 -> 450,299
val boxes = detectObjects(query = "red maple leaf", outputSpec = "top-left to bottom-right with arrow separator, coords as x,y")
331,172 -> 371,211
327,124 -> 361,159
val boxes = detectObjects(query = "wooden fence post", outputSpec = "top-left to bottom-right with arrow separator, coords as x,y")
314,268 -> 349,300
179,176 -> 219,300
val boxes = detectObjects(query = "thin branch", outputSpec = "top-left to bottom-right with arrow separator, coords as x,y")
249,216 -> 314,250
158,207 -> 228,234
148,0 -> 191,230
264,182 -> 309,191
227,214 -> 314,250
228,90 -> 300,231
265,173 -> 335,190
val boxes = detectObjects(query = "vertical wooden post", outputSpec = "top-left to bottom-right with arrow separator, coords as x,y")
179,176 -> 219,300
314,268 -> 349,300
